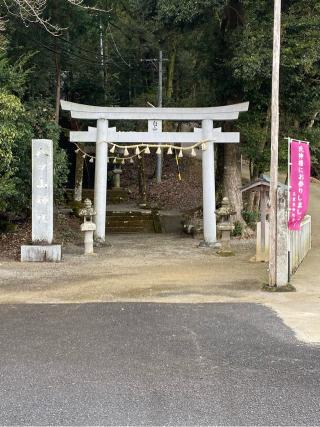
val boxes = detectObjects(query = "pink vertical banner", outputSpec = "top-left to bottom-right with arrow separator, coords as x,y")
288,139 -> 311,231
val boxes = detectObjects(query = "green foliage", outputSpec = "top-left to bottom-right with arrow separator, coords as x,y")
0,54 -> 68,217
0,219 -> 17,233
242,210 -> 259,229
0,90 -> 24,213
0,0 -> 319,223
17,100 -> 69,209
238,111 -> 270,176
232,221 -> 243,237
0,91 -> 23,166
0,51 -> 35,98
227,0 -> 320,176
157,0 -> 225,24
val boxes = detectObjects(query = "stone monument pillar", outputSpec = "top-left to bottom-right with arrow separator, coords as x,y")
21,139 -> 61,262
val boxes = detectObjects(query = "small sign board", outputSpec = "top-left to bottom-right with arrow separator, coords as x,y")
148,120 -> 162,133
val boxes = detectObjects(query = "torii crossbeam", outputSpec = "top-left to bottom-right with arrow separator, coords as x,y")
61,100 -> 249,245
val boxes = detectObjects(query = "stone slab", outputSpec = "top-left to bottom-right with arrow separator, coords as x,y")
159,213 -> 183,233
21,245 -> 62,262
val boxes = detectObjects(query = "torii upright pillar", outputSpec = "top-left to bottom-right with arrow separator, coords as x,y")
202,119 -> 216,245
94,118 -> 108,242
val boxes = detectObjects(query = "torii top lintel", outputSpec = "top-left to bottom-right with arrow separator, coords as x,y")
60,100 -> 249,121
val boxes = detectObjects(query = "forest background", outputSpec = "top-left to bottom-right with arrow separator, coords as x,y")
0,0 -> 319,227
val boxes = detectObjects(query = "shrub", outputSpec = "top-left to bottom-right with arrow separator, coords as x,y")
242,210 -> 260,229
232,221 -> 243,237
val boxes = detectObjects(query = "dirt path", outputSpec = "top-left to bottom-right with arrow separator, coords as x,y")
0,236 -> 266,303
0,182 -> 319,343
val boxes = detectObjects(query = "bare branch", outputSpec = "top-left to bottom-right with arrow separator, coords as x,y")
1,0 -> 111,35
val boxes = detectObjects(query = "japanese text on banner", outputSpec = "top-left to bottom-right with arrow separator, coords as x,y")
288,140 -> 310,231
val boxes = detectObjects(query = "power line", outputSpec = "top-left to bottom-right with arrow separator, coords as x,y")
43,24 -> 136,62
26,36 -> 128,70
56,34 -> 102,56
34,25 -> 134,68
107,23 -> 131,68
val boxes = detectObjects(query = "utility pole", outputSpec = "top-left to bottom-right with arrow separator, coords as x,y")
99,17 -> 107,103
156,50 -> 163,183
141,50 -> 168,183
158,50 -> 163,108
269,0 -> 282,287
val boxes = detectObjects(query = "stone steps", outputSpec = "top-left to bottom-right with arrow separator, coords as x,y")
106,211 -> 157,233
106,226 -> 149,233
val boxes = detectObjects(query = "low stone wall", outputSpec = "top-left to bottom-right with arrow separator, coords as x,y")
159,212 -> 184,234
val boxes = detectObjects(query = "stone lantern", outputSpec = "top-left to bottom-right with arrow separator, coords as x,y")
112,167 -> 122,189
215,197 -> 236,256
79,198 -> 96,255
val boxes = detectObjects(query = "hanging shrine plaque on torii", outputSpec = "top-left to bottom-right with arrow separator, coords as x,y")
61,100 -> 249,246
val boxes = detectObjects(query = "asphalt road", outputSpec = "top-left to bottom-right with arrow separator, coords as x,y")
0,303 -> 319,426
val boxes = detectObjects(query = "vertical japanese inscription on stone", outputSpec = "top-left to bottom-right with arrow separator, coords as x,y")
32,139 -> 53,243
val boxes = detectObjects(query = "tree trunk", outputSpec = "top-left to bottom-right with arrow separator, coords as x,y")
74,144 -> 84,202
166,47 -> 176,100
293,119 -> 300,130
248,105 -> 271,212
54,48 -> 61,125
220,1 -> 246,224
223,143 -> 245,224
99,18 -> 107,103
308,111 -> 319,128
215,144 -> 224,204
137,155 -> 147,205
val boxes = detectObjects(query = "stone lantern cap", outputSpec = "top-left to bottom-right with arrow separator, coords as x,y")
113,168 -> 122,174
215,197 -> 236,218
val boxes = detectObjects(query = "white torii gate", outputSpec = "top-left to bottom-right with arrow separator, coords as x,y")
61,100 -> 249,245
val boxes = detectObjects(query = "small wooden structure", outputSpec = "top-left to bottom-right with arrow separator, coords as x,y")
241,175 -> 289,262
241,176 -> 270,262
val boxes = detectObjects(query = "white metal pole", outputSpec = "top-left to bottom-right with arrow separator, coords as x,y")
268,0 -> 282,287
202,119 -> 216,245
94,118 -> 108,243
